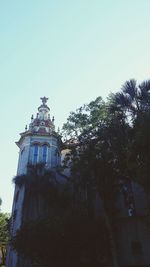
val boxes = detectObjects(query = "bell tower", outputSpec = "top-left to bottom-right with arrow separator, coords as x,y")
6,98 -> 62,267
16,97 -> 61,175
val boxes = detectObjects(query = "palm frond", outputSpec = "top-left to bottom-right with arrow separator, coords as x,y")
122,79 -> 137,100
139,80 -> 150,93
115,92 -> 131,108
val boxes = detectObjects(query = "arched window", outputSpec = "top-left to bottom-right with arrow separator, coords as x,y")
42,145 -> 48,164
33,144 -> 39,164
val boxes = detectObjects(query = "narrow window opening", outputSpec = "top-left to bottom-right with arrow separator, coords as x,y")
43,145 -> 48,164
33,144 -> 39,164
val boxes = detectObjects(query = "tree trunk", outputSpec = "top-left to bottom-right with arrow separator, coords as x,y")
103,211 -> 119,267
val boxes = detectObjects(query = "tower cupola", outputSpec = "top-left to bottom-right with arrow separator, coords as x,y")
38,97 -> 50,120
27,97 -> 55,135
16,97 -> 61,175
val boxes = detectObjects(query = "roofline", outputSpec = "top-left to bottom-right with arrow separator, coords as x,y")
16,131 -> 61,148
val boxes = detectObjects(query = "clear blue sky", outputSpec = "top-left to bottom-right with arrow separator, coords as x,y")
0,0 -> 150,212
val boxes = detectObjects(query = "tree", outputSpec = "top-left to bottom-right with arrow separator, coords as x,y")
111,79 -> 150,120
12,164 -> 110,267
12,213 -> 110,267
0,212 -> 9,266
129,111 -> 150,195
62,96 -> 107,141
62,96 -> 133,267
110,79 -> 150,194
11,79 -> 150,267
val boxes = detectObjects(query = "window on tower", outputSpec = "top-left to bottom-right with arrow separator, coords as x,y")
42,144 -> 48,164
33,144 -> 39,164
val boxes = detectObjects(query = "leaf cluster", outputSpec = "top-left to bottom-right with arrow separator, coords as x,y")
0,213 -> 10,246
12,215 -> 109,267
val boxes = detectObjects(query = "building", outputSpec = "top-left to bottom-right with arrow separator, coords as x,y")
6,97 -> 63,267
6,97 -> 150,267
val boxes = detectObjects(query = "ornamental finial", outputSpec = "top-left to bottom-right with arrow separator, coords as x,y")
40,97 -> 48,105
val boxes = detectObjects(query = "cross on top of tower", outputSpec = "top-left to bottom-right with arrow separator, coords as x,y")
40,97 -> 48,105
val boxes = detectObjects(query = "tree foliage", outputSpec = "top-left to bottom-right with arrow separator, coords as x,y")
12,215 -> 110,267
11,79 -> 150,267
62,97 -> 131,267
12,168 -> 110,267
0,212 -> 10,266
62,96 -> 132,214
62,79 -> 150,267
110,79 -> 150,194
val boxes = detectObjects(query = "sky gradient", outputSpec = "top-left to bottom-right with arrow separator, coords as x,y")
0,0 -> 150,212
